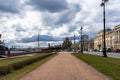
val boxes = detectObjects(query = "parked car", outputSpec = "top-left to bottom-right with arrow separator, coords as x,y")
0,45 -> 10,57
77,50 -> 81,52
99,49 -> 103,52
113,49 -> 120,53
94,49 -> 97,51
89,49 -> 93,52
0,45 -> 6,55
106,48 -> 112,52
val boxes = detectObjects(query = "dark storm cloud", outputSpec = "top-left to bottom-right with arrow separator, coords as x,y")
56,4 -> 81,25
27,0 -> 81,25
27,0 -> 68,13
0,0 -> 22,13
42,4 -> 81,26
19,34 -> 83,44
56,5 -> 80,25
19,35 -> 62,43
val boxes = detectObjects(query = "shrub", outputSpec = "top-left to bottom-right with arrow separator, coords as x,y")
0,65 -> 11,76
11,61 -> 24,70
0,53 -> 55,76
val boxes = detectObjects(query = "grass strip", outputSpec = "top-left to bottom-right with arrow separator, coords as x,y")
0,53 -> 57,80
72,53 -> 120,80
0,53 -> 55,76
0,54 -> 44,66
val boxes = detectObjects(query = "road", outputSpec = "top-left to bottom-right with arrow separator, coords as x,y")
84,51 -> 120,58
21,52 -> 110,80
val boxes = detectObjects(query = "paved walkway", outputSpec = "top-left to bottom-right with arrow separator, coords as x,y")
21,53 -> 111,80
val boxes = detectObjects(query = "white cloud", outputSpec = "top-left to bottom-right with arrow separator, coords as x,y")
0,0 -> 120,48
50,24 -> 69,37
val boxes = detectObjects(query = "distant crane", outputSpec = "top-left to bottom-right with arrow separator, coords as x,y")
38,32 -> 40,49
74,34 -> 76,52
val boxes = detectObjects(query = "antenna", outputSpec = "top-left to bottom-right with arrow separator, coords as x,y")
38,32 -> 40,49
74,35 -> 75,44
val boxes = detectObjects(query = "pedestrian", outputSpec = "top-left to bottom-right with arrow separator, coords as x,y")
7,49 -> 11,57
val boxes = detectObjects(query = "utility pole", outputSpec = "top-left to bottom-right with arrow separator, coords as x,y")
38,32 -> 40,50
74,35 -> 75,44
0,34 -> 1,44
0,34 -> 4,44
100,0 -> 109,57
80,26 -> 83,53
74,34 -> 76,52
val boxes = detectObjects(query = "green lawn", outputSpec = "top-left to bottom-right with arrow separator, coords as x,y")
73,53 -> 120,80
0,54 -> 45,66
0,53 -> 57,80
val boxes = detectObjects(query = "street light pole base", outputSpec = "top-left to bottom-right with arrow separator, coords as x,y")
103,48 -> 107,57
81,50 -> 83,54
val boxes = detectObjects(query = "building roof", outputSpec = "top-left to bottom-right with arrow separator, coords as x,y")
98,28 -> 112,34
114,24 -> 120,30
115,24 -> 120,28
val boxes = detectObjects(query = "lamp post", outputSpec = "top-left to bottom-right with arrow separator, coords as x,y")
38,32 -> 40,50
0,34 -> 1,44
100,0 -> 108,57
74,34 -> 76,52
80,26 -> 83,53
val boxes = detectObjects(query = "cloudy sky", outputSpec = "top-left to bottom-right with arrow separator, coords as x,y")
0,0 -> 120,48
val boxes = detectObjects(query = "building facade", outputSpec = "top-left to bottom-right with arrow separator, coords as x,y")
94,31 -> 103,50
94,25 -> 120,50
113,25 -> 120,49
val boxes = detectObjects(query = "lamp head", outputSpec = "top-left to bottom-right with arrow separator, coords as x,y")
80,26 -> 83,30
103,0 -> 109,3
100,2 -> 104,6
0,34 -> 1,38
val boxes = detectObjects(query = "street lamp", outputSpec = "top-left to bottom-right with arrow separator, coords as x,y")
100,0 -> 109,57
80,26 -> 83,53
74,34 -> 76,52
38,32 -> 40,49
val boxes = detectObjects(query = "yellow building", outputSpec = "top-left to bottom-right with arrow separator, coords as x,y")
94,31 -> 103,50
113,25 -> 120,49
94,29 -> 113,50
106,30 -> 113,49
94,24 -> 120,50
